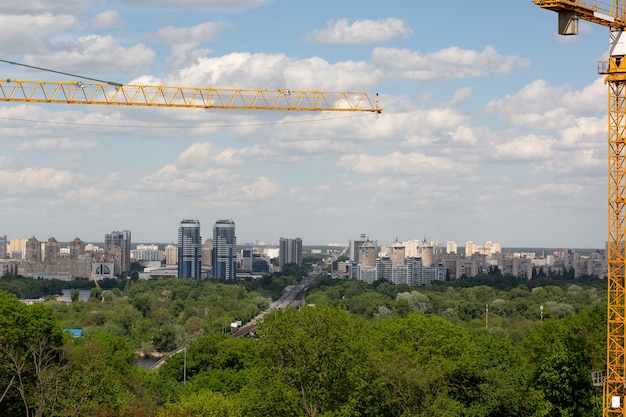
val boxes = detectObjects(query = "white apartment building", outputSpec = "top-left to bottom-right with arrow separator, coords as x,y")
446,240 -> 458,254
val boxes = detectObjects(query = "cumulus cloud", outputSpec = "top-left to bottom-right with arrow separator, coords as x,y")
0,14 -> 78,54
373,46 -> 529,81
143,164 -> 234,192
486,78 -> 605,128
166,52 -> 382,91
91,10 -> 124,29
149,21 -> 225,67
0,168 -> 78,193
242,176 -> 279,199
22,35 -> 156,75
532,148 -> 603,175
307,18 -> 413,44
175,142 -> 244,168
492,134 -> 556,160
337,152 -> 458,175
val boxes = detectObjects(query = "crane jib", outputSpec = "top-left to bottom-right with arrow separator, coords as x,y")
0,80 -> 382,113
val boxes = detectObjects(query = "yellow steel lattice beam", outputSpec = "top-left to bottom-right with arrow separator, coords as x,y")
533,0 -> 626,29
606,75 -> 626,416
0,80 -> 382,113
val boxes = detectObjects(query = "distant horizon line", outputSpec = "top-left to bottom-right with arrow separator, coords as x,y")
16,241 -> 605,251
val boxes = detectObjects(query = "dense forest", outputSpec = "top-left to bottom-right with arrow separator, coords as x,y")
0,270 -> 608,416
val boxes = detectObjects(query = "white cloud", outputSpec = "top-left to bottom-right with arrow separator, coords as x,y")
492,134 -> 555,160
144,165 -> 234,192
275,139 -> 356,155
167,52 -> 382,91
175,142 -> 244,168
13,138 -> 101,152
532,148 -> 604,175
307,18 -> 413,45
449,87 -> 473,106
0,168 -> 79,193
448,124 -> 483,146
22,35 -> 156,75
513,182 -> 596,202
149,21 -> 225,68
559,117 -> 605,148
0,14 -> 78,54
487,78 -> 605,131
91,10 -> 124,29
242,177 -> 279,199
152,21 -> 226,45
337,152 -> 458,175
372,46 -> 529,81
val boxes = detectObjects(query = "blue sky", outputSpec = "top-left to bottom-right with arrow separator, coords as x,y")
0,0 -> 613,248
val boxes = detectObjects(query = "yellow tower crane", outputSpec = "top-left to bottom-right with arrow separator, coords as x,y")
533,1 -> 626,415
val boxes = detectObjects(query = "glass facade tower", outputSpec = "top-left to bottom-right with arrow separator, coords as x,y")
212,219 -> 236,279
178,219 -> 202,278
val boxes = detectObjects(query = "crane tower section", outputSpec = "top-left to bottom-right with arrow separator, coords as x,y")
533,0 -> 626,415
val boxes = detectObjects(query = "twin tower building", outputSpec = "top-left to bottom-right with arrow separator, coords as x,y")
178,219 -> 236,279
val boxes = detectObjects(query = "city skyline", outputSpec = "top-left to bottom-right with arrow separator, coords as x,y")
0,2 -> 613,249
0,229 -> 603,253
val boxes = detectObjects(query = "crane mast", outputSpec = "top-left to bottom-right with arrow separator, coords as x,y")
533,1 -> 626,415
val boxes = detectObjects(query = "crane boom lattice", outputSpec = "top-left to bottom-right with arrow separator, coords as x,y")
0,80 -> 381,113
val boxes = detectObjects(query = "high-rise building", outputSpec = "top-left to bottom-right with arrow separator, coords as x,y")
212,219 -> 236,279
165,245 -> 178,266
69,238 -> 86,259
9,237 -> 27,259
390,239 -> 405,266
446,240 -> 458,254
25,237 -> 41,262
465,241 -> 477,257
0,235 -> 6,259
279,237 -> 303,267
44,237 -> 60,262
201,244 -> 213,267
349,234 -> 368,263
132,244 -> 164,262
358,240 -> 378,267
104,230 -> 131,276
178,220 -> 202,278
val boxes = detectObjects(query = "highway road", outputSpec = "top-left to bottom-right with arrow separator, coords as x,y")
152,272 -> 321,368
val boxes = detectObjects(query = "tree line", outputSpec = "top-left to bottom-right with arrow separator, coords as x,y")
0,271 -> 608,416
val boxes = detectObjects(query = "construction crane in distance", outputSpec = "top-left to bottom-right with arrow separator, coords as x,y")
533,1 -> 626,415
0,79 -> 382,113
